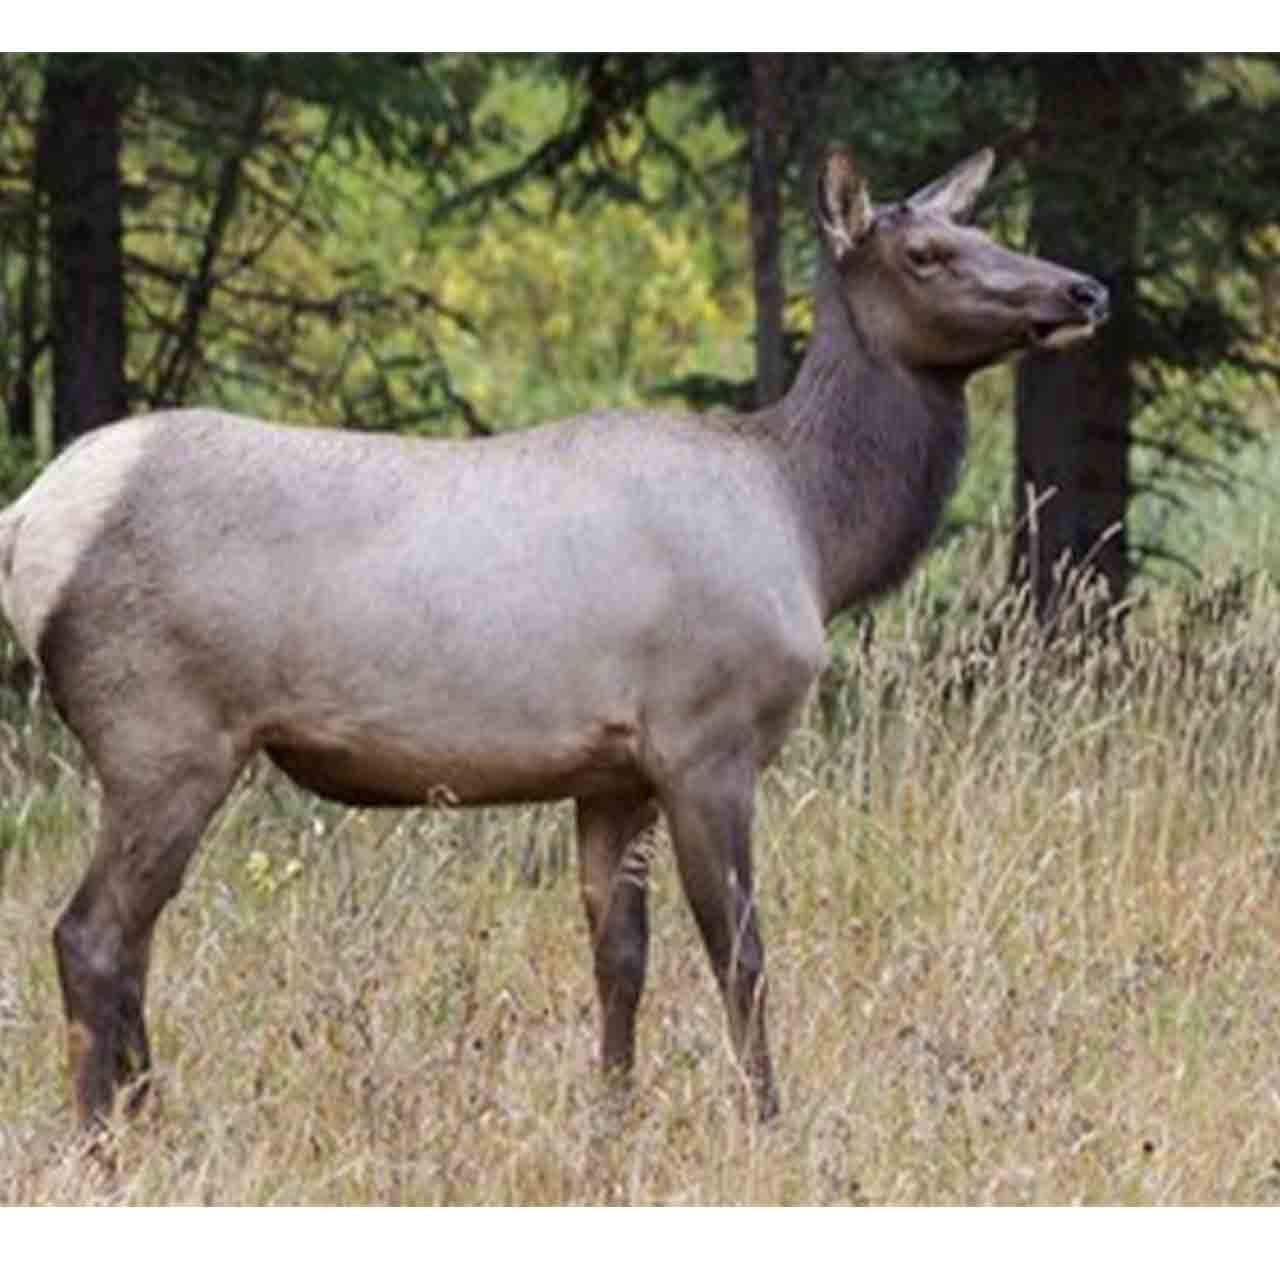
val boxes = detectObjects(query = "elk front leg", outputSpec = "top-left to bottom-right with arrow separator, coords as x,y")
576,791 -> 659,1088
661,755 -> 778,1121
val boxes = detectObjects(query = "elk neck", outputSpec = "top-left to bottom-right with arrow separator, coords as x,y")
755,252 -> 971,623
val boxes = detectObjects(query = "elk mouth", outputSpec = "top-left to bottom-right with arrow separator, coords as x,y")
1027,287 -> 1109,350
1028,317 -> 1099,350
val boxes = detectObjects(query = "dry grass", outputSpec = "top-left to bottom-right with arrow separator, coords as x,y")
5,564 -> 1280,1205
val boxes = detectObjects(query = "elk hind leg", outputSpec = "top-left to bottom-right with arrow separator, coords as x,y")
576,791 -> 658,1089
54,743 -> 242,1130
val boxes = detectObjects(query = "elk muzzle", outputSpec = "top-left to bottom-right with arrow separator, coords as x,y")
1030,274 -> 1109,350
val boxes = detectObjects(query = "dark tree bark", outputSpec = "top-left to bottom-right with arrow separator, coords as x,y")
749,53 -> 786,408
7,191 -> 43,444
39,55 -> 129,449
1013,56 -> 1140,626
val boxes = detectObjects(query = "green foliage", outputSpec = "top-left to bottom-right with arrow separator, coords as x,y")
422,63 -> 751,428
72,55 -> 755,437
1135,382 -> 1280,583
0,433 -> 37,505
114,55 -> 505,431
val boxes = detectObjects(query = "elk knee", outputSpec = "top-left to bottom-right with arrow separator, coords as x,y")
53,902 -> 141,1024
53,906 -> 115,996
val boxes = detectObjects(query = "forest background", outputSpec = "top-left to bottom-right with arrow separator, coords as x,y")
2,53 -> 1278,613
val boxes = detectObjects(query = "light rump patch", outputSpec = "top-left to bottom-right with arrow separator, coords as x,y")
1,417 -> 156,662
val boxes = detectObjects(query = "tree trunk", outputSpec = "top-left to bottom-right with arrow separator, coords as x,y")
8,189 -> 42,445
1013,56 -> 1140,628
749,53 -> 786,408
40,55 -> 129,449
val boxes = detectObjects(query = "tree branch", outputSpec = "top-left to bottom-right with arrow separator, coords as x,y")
154,77 -> 270,405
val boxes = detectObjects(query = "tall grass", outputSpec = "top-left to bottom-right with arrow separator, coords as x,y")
5,520 -> 1280,1203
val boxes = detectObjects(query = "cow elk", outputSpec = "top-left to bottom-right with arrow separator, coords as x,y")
0,145 -> 1107,1130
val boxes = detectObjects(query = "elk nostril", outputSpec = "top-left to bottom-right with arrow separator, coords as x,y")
1068,278 -> 1107,313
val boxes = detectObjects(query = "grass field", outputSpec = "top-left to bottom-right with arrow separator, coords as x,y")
5,428 -> 1280,1203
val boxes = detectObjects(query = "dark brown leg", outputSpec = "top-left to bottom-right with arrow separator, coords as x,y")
576,791 -> 658,1086
54,753 -> 240,1129
661,755 -> 778,1121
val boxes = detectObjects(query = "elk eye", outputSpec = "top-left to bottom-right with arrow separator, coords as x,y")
906,245 -> 938,272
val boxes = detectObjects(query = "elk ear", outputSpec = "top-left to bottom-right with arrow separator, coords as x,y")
816,148 -> 874,261
907,148 -> 995,223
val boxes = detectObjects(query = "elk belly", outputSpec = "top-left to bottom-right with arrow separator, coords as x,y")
259,714 -> 644,807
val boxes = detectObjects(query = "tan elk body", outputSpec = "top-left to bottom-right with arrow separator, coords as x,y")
0,147 -> 1107,1128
